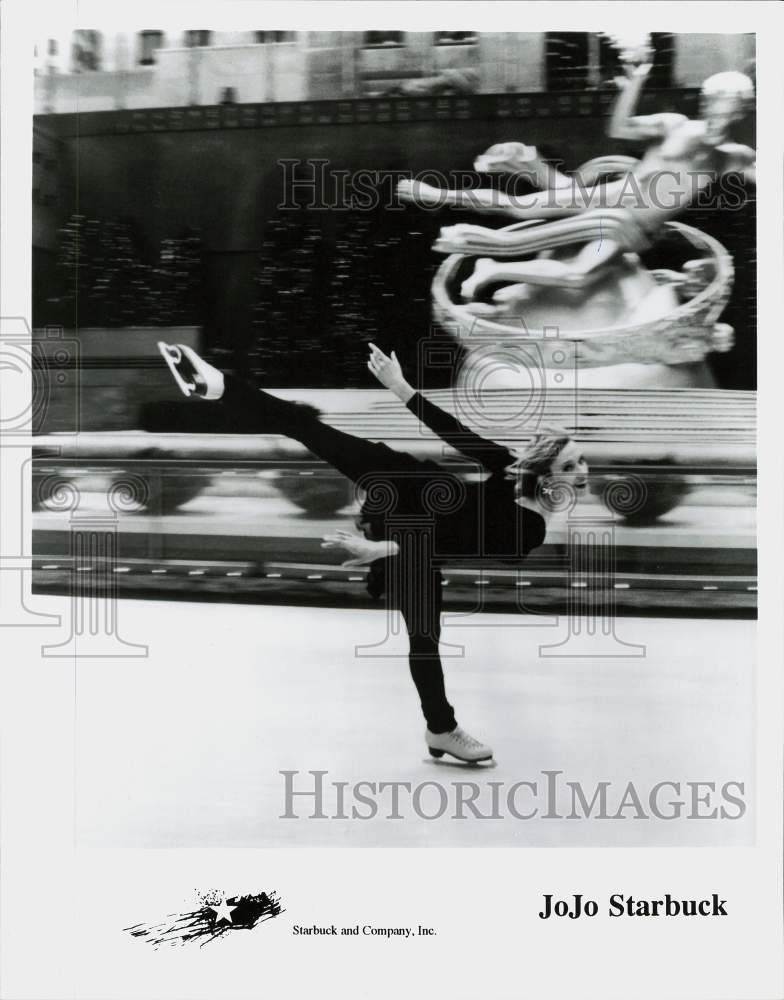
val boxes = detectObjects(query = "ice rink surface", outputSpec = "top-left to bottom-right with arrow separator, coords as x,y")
70,598 -> 755,848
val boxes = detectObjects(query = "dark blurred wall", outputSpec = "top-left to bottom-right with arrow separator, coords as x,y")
33,93 -> 756,389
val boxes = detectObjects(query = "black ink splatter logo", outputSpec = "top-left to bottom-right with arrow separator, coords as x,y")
124,890 -> 284,948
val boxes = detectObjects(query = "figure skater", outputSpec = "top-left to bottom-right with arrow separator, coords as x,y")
397,66 -> 756,295
158,341 -> 588,763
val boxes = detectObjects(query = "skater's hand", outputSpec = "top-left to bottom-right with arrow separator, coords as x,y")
367,343 -> 402,388
321,529 -> 397,566
367,343 -> 414,402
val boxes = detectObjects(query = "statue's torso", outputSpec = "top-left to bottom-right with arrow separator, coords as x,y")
629,122 -> 729,229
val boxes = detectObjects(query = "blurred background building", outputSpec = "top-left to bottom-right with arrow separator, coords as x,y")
32,29 -> 756,428
33,29 -> 754,111
31,29 -> 758,614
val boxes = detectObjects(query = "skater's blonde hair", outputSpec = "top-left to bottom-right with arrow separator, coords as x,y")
511,425 -> 572,500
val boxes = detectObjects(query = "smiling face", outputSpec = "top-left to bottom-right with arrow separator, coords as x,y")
507,430 -> 590,505
547,440 -> 589,494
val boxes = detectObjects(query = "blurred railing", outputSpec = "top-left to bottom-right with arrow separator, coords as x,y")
32,387 -> 757,614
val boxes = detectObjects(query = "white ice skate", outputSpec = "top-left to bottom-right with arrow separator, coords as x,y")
157,342 -> 225,400
426,726 -> 493,763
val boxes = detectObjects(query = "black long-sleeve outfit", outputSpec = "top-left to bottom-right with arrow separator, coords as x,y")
218,376 -> 546,733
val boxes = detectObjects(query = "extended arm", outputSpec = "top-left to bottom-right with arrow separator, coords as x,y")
404,392 -> 515,473
608,63 -> 687,141
367,344 -> 514,473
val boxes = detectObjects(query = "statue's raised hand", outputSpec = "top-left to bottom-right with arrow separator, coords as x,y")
617,58 -> 654,84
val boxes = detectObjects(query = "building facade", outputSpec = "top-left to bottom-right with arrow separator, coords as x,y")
34,30 -> 754,114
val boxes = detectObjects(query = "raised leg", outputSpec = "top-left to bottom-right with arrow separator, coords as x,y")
218,374 -> 427,487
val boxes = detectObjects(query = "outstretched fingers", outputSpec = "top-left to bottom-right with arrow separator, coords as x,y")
321,529 -> 356,548
367,342 -> 390,379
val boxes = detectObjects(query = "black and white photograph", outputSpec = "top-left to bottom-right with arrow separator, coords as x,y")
1,3 -> 782,998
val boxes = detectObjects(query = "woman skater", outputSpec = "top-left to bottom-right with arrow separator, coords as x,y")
158,341 -> 588,763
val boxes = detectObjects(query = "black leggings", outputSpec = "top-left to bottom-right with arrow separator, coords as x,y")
219,375 -> 457,733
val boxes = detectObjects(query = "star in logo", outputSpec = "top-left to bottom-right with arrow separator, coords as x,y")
209,898 -> 237,925
125,890 -> 283,948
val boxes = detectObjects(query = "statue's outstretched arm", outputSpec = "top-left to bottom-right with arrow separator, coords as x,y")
396,178 -> 533,218
613,111 -> 689,142
608,63 -> 687,141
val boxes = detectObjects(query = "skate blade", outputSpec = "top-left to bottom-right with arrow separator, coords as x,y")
158,341 -> 195,397
428,747 -> 493,764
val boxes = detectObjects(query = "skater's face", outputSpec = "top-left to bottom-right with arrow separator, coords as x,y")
547,441 -> 589,495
